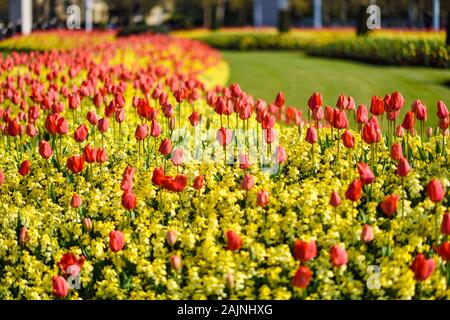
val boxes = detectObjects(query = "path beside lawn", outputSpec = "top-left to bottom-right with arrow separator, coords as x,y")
223,51 -> 450,126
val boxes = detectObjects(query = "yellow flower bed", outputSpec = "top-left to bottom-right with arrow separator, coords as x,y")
0,31 -> 449,300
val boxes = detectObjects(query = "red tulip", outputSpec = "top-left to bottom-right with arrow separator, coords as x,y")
174,87 -> 186,103
134,124 -> 148,141
435,242 -> 450,261
39,140 -> 53,160
412,100 -> 427,121
70,193 -> 82,208
347,96 -> 356,110
362,117 -> 381,144
216,127 -> 232,146
19,226 -> 27,244
389,91 -> 405,112
262,114 -> 275,129
57,116 -> 68,135
230,83 -> 242,98
390,143 -> 403,161
159,138 -> 172,156
342,130 -> 355,148
83,217 -> 93,232
115,108 -> 125,123
68,93 -> 80,110
74,124 -> 88,142
66,155 -> 84,174
239,153 -> 250,170
52,275 -> 69,298
396,157 -> 411,177
115,92 -> 125,108
57,253 -> 85,276
109,230 -> 125,252
188,111 -> 200,127
97,117 -> 109,133
166,230 -> 177,246
152,167 -> 166,186
345,179 -> 362,201
308,92 -> 322,111
93,92 -> 103,108
26,123 -> 37,137
122,190 -> 137,211
150,120 -> 161,137
170,255 -> 182,271
241,173 -> 254,191
275,145 -> 287,164
83,144 -> 97,163
330,245 -> 348,267
312,106 -> 323,121
193,175 -> 204,190
335,93 -> 347,110
256,190 -> 269,207
171,148 -> 184,166
96,148 -> 107,163
356,104 -> 368,124
226,230 -> 243,251
410,254 -> 435,281
437,100 -> 449,119
361,224 -> 374,243
438,117 -> 449,131
332,109 -> 348,129
7,120 -> 20,137
357,163 -> 375,185
401,112 -> 415,131
380,194 -> 399,218
396,125 -> 405,137
370,96 -> 384,116
87,110 -> 98,125
105,100 -> 115,118
293,240 -> 317,262
441,213 -> 450,235
324,105 -> 335,124
274,92 -> 285,108
0,170 -> 4,185
305,126 -> 318,144
18,160 -> 30,176
426,179 -> 445,203
330,190 -> 341,207
292,266 -> 312,289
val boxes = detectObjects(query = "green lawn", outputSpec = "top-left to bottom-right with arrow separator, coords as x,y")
222,51 -> 450,126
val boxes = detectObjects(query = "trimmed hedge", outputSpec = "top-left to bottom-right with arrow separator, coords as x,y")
181,31 -> 351,51
176,29 -> 449,68
306,37 -> 449,68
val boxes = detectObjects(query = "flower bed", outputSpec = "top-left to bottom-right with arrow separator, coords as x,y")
0,32 -> 449,300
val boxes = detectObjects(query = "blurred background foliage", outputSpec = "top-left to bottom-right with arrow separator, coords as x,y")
0,0 -> 448,31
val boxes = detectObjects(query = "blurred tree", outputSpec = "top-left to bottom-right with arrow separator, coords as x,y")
203,0 -> 212,28
215,0 -> 226,29
229,0 -> 252,25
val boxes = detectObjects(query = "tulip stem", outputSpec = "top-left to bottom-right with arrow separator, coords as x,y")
59,135 -> 62,163
154,139 -> 158,166
119,123 -> 122,148
178,102 -> 181,132
224,145 -> 227,167
138,140 -> 141,161
336,129 -> 340,165
92,125 -> 96,147
446,262 -> 450,288
435,206 -> 439,243
442,133 -> 446,157
406,132 -> 409,161
402,177 -> 405,218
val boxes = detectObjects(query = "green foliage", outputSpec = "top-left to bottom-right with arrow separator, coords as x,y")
306,38 -> 449,68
